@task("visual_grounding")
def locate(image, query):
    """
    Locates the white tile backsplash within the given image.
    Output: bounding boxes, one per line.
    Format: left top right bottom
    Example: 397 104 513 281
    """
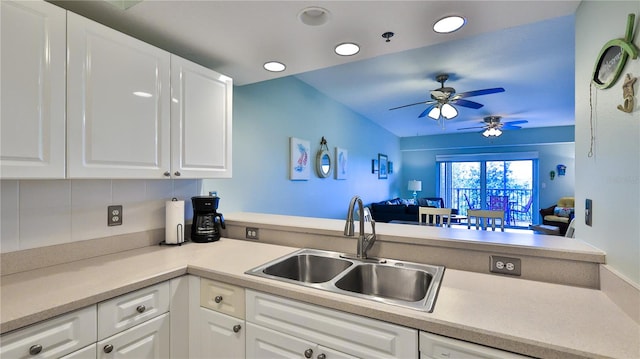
0 179 202 253
1 181 20 252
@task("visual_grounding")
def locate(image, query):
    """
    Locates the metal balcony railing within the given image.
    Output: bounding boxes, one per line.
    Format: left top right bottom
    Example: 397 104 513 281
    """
452 188 533 226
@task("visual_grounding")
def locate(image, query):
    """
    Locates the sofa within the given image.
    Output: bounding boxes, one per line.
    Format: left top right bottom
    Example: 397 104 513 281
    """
539 196 575 235
369 197 454 223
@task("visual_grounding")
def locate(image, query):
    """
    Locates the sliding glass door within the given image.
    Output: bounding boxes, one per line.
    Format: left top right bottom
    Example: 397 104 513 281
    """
438 154 536 227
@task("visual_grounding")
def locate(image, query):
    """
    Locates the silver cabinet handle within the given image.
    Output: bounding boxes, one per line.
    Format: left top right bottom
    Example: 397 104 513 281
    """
136 305 146 313
317 354 326 359
103 344 114 353
163 171 170 177
304 349 313 358
214 295 223 303
29 344 42 355
174 171 181 176
233 324 242 333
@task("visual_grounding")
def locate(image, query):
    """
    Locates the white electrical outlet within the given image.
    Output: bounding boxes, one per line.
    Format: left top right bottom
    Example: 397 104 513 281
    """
108 205 123 226
246 227 259 240
490 255 521 276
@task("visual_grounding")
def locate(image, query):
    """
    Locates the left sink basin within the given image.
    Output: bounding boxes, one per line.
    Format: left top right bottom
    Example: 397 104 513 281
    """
247 249 353 284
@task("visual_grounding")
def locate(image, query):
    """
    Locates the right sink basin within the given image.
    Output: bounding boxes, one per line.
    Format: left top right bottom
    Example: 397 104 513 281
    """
334 263 431 302
246 248 445 312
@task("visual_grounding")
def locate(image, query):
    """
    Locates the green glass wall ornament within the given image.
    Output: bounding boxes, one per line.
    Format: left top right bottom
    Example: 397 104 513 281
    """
592 14 639 89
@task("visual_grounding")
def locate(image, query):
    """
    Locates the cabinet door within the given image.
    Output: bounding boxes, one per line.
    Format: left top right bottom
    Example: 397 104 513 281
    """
0 306 96 358
246 322 317 359
170 55 232 178
0 0 66 179
67 12 171 179
199 307 245 359
419 332 530 359
60 344 97 359
97 313 170 359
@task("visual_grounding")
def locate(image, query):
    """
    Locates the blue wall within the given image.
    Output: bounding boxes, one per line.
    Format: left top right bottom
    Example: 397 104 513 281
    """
203 76 400 219
204 76 575 222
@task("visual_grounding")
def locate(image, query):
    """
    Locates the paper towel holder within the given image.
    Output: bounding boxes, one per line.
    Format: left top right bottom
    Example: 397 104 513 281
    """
160 198 186 246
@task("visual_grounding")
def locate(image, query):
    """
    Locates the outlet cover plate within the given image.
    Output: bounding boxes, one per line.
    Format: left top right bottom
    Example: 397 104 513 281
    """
108 205 123 226
490 255 521 276
246 227 259 240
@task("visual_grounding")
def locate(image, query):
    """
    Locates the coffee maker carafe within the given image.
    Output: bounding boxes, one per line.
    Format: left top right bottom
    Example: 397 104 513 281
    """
191 196 225 243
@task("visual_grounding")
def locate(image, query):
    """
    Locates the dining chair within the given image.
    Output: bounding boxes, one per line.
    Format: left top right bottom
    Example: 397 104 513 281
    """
489 195 510 224
418 207 452 227
509 196 533 226
467 209 505 231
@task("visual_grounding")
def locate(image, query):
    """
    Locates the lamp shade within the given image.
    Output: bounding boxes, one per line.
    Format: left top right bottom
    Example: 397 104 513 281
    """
408 180 422 192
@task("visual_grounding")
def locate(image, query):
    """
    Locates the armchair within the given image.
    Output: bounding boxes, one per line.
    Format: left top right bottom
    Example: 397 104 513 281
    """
540 197 575 235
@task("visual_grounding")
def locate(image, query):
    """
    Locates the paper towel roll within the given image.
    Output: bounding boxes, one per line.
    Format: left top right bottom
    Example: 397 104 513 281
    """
165 199 185 244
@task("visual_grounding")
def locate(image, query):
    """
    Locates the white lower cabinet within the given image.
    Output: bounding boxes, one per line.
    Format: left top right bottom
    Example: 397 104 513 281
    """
200 307 245 359
246 290 418 359
97 313 170 359
419 332 530 359
61 344 97 359
246 322 357 359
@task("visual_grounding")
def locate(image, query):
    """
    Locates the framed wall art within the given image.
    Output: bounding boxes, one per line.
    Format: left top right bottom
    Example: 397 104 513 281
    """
335 147 347 180
290 137 310 180
378 153 388 179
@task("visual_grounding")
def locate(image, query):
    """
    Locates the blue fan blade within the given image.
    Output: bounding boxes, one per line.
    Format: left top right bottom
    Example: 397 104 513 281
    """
502 125 522 130
504 120 528 126
418 104 436 118
456 87 505 98
451 99 484 109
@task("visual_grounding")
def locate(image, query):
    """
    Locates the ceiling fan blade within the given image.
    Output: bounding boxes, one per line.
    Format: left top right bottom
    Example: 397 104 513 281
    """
389 100 430 111
455 87 505 99
503 120 528 126
451 98 484 109
418 104 436 118
457 125 487 130
502 125 522 130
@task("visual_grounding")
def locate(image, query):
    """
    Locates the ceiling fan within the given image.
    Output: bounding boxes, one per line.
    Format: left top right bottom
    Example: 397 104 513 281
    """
389 74 505 122
457 116 528 137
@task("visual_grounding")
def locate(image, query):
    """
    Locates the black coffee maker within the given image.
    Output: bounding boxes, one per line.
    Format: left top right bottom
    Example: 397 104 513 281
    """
191 196 225 243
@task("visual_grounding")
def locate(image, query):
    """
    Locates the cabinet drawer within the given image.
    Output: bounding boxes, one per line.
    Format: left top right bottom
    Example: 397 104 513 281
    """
97 313 170 359
420 332 530 359
98 282 170 340
0 306 96 358
200 278 245 319
246 290 418 359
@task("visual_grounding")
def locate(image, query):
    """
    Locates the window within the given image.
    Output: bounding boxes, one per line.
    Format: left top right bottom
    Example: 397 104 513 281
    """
437 152 538 227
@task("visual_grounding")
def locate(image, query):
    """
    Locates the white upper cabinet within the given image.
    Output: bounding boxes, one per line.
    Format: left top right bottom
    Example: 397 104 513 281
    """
0 0 67 179
171 55 232 178
66 12 171 179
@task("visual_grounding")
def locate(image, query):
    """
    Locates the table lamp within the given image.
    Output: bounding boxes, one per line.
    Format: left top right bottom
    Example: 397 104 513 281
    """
408 180 422 202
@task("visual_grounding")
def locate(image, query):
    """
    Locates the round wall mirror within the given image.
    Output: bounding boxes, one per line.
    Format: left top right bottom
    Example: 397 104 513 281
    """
316 150 332 178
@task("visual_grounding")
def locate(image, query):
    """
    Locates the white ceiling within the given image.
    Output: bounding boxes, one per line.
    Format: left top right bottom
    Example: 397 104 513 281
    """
50 0 581 137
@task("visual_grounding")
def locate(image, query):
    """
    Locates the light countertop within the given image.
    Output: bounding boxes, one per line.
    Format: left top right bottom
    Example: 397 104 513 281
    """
1 238 638 359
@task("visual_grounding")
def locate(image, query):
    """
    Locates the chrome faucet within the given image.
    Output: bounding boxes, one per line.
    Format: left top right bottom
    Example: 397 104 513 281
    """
344 195 376 259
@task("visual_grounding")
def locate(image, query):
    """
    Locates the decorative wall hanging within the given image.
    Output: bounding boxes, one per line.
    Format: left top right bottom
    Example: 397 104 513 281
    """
549 170 556 181
617 73 637 113
315 136 332 178
335 147 347 180
290 137 310 180
388 162 393 174
591 13 638 89
371 159 378 174
378 153 388 179
557 164 566 176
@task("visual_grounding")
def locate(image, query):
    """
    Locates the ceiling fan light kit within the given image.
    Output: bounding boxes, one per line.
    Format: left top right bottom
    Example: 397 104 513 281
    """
483 128 503 137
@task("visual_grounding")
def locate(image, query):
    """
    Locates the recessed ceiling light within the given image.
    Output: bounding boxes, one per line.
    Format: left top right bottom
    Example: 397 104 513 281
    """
334 43 360 56
433 15 466 33
263 61 286 72
298 6 331 26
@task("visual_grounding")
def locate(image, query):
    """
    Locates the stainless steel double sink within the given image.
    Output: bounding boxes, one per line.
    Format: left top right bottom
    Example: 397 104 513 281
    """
246 249 445 312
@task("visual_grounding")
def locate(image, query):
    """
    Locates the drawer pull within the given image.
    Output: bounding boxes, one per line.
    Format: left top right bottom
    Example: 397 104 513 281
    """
29 344 42 355
103 344 114 353
232 324 242 333
136 305 146 313
214 295 223 303
174 171 181 176
317 354 326 359
304 348 313 358
163 171 170 177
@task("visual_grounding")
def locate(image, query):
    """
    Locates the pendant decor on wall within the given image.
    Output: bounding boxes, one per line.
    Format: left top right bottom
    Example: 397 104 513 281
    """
617 73 637 113
335 147 348 180
591 13 638 90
